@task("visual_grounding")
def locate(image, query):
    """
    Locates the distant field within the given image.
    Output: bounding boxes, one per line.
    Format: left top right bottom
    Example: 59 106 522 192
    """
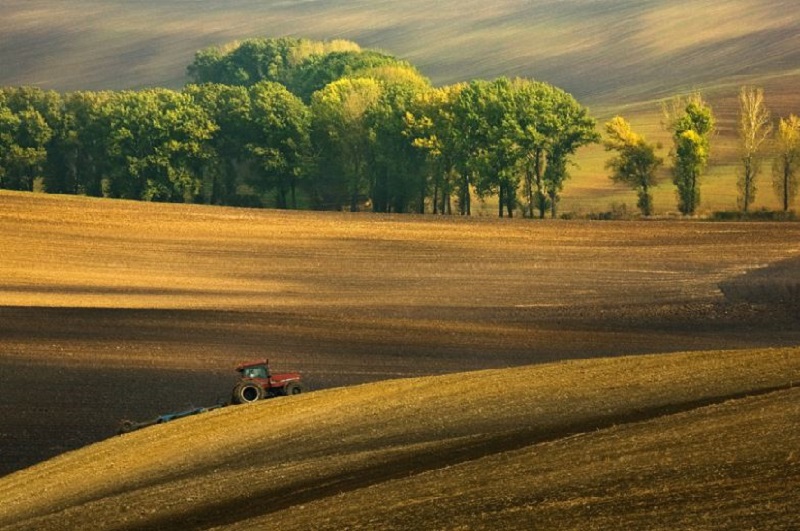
3 0 800 106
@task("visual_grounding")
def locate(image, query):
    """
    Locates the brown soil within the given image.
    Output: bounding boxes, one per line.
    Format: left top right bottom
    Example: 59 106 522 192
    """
2 347 799 530
1 191 799 478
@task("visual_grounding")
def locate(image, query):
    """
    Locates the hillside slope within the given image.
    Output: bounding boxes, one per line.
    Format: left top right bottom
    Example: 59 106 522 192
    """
2 0 800 106
2 190 800 479
0 347 798 529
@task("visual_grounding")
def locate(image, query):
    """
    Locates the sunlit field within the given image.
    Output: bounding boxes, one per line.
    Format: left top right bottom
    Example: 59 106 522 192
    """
2 1 800 524
1 188 798 471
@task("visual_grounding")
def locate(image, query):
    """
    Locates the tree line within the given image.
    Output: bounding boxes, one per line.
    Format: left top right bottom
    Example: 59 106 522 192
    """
0 37 598 217
605 88 799 216
1 37 797 217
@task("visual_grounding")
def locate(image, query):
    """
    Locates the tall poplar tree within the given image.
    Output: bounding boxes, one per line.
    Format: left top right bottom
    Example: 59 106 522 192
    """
737 86 772 213
772 115 800 212
663 93 715 215
604 116 663 216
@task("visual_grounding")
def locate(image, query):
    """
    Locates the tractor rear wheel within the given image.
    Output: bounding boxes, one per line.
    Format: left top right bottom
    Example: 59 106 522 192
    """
284 382 305 396
232 381 264 404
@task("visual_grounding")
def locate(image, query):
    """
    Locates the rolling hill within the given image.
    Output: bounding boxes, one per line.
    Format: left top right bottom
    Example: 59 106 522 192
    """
1 189 799 480
1 347 798 529
2 0 799 107
2 3 800 522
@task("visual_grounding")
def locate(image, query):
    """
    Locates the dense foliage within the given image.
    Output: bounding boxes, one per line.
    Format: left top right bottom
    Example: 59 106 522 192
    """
0 38 599 216
771 115 800 213
663 94 715 216
604 116 663 216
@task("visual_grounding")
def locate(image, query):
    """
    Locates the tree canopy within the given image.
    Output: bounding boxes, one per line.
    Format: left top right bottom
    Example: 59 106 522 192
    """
604 116 663 216
1 37 602 217
663 93 715 215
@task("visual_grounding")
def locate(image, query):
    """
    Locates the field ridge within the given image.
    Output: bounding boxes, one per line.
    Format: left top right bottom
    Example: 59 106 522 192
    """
1 347 799 529
138 379 799 530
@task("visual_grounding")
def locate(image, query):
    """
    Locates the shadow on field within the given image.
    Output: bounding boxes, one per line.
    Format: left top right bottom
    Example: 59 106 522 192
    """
1 296 799 478
719 256 800 308
129 384 797 531
0 361 232 475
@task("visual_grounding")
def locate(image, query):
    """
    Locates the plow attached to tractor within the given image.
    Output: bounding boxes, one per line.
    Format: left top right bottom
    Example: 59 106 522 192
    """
118 359 305 434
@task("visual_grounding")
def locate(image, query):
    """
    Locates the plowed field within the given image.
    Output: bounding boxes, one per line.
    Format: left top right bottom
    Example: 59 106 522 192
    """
1 190 799 477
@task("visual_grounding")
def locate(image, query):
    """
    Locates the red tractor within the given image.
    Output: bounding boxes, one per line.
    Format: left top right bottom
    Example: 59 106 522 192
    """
231 359 305 404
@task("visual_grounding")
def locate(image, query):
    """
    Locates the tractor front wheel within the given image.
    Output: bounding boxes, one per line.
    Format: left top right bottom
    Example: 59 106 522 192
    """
232 381 265 404
284 382 305 396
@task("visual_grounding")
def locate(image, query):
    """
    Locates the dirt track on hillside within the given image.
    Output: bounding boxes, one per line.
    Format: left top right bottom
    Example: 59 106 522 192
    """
1 192 799 477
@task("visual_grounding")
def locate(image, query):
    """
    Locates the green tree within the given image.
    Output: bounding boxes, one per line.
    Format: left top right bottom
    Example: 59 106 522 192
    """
604 116 663 216
185 83 253 205
407 78 596 218
187 37 379 102
737 86 772 213
0 100 22 189
0 108 52 191
405 84 466 214
454 78 523 217
310 77 382 211
540 88 599 218
511 79 552 218
103 89 217 202
772 115 800 212
44 91 113 196
289 50 416 102
663 93 715 215
247 81 311 209
187 37 321 87
0 87 61 192
0 87 62 127
367 82 428 213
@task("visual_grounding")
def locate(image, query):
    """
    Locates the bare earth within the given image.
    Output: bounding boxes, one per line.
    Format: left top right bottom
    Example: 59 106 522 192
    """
1 190 799 478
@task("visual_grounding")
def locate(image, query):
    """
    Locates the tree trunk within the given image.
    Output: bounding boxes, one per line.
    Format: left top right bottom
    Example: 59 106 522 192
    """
784 164 791 212
498 182 504 218
525 167 534 218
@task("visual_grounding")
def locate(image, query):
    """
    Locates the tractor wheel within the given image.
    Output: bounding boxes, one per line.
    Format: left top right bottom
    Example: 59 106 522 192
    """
284 382 305 396
232 381 264 404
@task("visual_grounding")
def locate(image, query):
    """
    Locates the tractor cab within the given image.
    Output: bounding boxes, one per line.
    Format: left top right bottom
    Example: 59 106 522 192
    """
236 359 270 380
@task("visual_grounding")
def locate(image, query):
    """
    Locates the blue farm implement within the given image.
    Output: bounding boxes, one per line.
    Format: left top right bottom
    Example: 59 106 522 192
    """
117 359 305 434
118 404 224 434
